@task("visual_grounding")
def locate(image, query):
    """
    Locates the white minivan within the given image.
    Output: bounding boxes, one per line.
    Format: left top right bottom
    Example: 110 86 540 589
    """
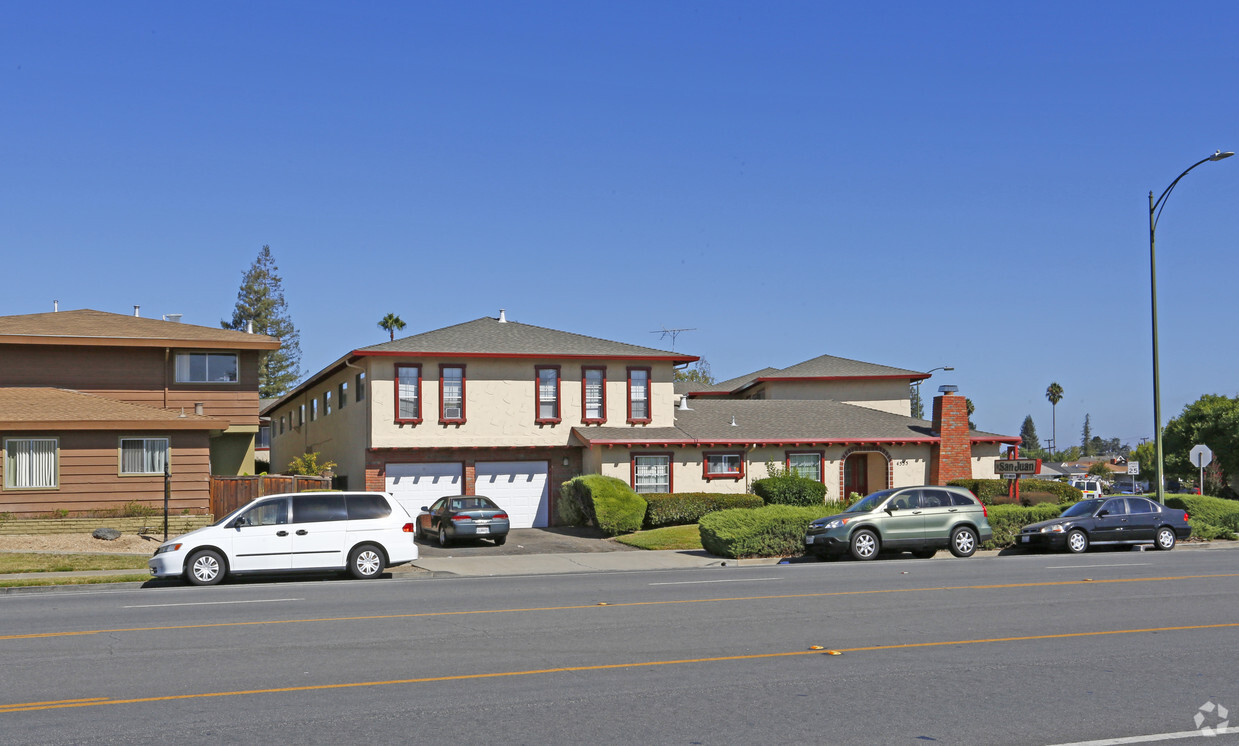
149 492 419 585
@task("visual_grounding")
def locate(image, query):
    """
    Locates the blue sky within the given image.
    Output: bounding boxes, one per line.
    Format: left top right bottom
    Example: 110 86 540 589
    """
3 2 1237 451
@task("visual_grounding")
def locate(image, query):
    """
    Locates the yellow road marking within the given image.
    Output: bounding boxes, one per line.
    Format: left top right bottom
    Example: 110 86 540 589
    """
2 622 1237 714
2 572 1237 642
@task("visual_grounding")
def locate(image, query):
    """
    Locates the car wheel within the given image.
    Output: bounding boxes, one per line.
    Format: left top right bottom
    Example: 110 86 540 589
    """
911 548 937 559
850 529 879 561
949 527 978 558
1066 529 1089 554
185 549 225 586
1153 526 1177 551
348 544 385 579
493 535 507 546
438 527 451 547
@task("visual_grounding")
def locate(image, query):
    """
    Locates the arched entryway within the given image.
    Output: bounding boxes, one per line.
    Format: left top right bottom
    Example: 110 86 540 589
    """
841 447 891 499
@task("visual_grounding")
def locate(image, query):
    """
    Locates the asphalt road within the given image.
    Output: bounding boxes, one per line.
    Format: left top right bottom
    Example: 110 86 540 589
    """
2 550 1238 745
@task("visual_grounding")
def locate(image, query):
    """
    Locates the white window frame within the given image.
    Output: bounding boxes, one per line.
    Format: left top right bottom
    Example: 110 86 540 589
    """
633 454 670 494
174 352 238 383
4 437 59 490
119 437 169 476
787 452 823 482
705 453 743 477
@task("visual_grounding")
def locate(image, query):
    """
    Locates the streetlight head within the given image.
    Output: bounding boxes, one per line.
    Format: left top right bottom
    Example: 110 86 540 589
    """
1209 150 1234 161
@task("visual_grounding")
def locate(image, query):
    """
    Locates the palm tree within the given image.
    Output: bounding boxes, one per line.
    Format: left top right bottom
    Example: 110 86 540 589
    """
1045 382 1064 456
378 313 406 341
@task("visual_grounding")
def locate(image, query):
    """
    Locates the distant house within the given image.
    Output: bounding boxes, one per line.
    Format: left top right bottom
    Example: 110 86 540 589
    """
0 309 278 517
269 312 1017 527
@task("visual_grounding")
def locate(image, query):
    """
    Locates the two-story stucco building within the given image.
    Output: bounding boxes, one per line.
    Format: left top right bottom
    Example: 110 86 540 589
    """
269 312 1017 527
0 308 279 517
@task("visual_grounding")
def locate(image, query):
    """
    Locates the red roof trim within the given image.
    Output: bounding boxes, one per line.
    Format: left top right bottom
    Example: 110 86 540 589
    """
574 434 943 447
353 350 697 364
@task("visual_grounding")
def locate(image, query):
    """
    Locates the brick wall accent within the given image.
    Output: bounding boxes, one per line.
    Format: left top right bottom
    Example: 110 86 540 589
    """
837 445 893 497
930 392 971 485
363 447 584 525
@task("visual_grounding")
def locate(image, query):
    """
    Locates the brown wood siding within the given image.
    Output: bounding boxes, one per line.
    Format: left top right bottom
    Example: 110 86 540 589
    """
0 345 262 427
0 431 211 517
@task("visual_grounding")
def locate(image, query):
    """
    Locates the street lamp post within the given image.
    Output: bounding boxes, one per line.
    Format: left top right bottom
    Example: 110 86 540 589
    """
1149 150 1233 504
914 366 954 419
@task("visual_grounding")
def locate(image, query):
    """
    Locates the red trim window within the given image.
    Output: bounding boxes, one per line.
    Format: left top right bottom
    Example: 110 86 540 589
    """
395 364 422 424
439 365 466 424
786 451 825 482
535 366 561 424
631 452 672 494
627 366 652 424
704 452 744 480
581 366 606 424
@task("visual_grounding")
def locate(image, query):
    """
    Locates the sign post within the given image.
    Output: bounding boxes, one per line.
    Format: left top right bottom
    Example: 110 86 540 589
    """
1190 444 1213 498
1126 460 1140 494
996 450 1041 502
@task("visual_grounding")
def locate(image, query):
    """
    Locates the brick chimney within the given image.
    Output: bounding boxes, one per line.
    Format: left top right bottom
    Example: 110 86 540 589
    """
929 389 971 485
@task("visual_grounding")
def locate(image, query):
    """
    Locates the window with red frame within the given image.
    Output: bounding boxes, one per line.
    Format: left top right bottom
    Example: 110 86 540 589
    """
440 366 465 422
704 453 743 478
536 366 560 423
582 367 606 423
627 367 650 422
396 364 421 422
786 452 823 482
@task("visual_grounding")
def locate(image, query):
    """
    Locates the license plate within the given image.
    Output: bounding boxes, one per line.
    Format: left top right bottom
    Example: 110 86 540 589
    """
476 526 490 534
804 535 814 544
1021 535 1029 543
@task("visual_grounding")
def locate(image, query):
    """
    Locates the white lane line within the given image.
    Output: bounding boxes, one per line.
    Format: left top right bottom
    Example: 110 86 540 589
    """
123 598 302 609
1045 563 1151 570
649 577 781 586
1047 727 1229 744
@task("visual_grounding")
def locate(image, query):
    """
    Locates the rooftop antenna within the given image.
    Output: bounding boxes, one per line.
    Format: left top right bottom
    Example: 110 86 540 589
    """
650 325 695 351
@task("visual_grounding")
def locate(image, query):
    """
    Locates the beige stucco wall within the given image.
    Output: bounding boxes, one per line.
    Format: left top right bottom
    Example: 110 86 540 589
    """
367 358 678 448
268 367 367 486
749 379 912 416
969 443 1003 479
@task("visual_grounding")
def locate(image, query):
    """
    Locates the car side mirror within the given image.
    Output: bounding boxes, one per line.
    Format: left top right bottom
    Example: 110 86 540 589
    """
1096 510 1109 517
420 506 429 513
231 516 249 529
885 505 896 513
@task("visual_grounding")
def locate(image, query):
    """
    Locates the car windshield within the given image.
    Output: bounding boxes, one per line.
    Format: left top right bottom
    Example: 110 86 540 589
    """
846 490 896 513
1060 499 1105 518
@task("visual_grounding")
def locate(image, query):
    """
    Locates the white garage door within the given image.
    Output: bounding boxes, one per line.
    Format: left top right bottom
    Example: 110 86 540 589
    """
385 462 463 515
475 461 549 529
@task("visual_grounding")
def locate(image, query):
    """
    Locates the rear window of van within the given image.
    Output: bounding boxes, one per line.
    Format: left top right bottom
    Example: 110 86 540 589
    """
294 494 347 523
347 494 392 520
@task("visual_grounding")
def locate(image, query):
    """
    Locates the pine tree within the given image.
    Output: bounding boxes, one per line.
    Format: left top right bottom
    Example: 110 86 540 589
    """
1020 415 1041 451
223 245 302 398
1081 414 1093 455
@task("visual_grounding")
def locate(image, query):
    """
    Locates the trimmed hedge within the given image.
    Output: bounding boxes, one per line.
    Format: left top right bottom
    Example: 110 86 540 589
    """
752 475 828 507
641 492 764 529
558 475 646 535
1165 495 1239 531
1189 520 1237 541
983 503 1063 549
699 503 840 559
948 479 1082 505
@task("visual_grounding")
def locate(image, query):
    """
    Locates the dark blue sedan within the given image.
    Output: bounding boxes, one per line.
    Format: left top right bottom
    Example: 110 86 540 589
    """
1018 497 1191 553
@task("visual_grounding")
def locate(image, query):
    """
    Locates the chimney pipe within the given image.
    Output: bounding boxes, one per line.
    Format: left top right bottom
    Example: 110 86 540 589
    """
498 309 507 323
246 320 254 334
53 300 59 312
194 403 204 416
133 305 141 317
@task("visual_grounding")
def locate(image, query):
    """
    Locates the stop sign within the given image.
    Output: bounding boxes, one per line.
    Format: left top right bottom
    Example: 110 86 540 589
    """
1190 445 1214 468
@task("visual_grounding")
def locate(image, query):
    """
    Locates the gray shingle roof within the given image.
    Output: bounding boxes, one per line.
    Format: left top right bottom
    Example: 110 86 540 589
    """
0 387 224 430
356 317 696 362
681 356 926 396
0 309 279 350
573 398 1014 445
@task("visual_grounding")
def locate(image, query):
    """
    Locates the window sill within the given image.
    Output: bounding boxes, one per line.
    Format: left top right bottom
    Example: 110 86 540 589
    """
580 418 607 425
535 418 562 426
394 418 423 425
704 473 743 480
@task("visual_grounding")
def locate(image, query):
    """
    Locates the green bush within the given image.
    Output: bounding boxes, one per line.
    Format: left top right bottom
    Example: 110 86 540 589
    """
1188 520 1236 541
983 503 1063 549
1165 495 1239 531
641 492 764 529
699 504 839 558
752 475 828 507
557 475 646 535
948 479 1082 505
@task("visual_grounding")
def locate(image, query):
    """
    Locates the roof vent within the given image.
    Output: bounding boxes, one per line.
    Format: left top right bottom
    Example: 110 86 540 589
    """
163 313 182 323
729 415 738 426
498 309 507 323
246 320 254 334
938 385 959 394
678 395 692 411
53 300 59 312
133 305 141 317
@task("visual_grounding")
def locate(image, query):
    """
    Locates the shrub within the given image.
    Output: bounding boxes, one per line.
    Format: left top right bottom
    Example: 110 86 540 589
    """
1188 520 1236 541
1165 495 1239 532
699 503 840 558
983 503 1063 549
752 474 828 507
558 475 646 535
641 492 764 529
948 479 1082 505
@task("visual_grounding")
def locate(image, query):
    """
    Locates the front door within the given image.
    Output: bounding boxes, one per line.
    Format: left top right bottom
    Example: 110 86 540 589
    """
1092 498 1129 543
288 494 349 570
229 497 292 572
879 489 925 549
844 455 869 497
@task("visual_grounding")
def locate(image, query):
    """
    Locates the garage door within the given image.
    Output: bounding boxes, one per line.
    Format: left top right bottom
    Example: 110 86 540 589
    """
385 462 463 515
475 461 549 529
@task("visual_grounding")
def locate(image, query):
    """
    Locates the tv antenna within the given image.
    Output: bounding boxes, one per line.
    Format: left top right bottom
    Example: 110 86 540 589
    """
650 326 695 351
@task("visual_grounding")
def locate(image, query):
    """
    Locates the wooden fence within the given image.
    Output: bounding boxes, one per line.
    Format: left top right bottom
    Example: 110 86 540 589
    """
209 475 333 517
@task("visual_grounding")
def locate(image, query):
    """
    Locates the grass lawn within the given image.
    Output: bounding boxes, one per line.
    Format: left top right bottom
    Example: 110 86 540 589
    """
615 524 703 551
0 574 150 588
0 553 149 574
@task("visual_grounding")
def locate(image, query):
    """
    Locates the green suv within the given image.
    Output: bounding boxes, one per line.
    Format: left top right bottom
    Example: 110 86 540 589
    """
804 486 992 561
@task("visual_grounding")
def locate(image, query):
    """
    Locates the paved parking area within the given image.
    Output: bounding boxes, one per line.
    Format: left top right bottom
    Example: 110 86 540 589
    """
413 526 640 558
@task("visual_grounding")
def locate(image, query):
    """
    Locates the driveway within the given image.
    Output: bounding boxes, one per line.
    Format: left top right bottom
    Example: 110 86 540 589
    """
413 526 639 558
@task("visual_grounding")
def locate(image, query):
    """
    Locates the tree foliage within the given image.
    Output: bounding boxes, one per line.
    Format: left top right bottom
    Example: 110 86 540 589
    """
1162 394 1239 491
286 451 337 476
674 359 714 385
1081 414 1093 455
378 313 406 341
1020 415 1041 451
223 245 302 398
910 383 924 419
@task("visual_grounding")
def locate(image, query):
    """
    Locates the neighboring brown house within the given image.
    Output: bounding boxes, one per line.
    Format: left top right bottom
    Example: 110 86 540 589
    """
0 309 278 517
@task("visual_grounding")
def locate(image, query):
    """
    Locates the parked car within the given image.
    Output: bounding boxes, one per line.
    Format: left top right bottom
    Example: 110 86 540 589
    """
1070 479 1104 499
804 486 993 561
417 495 511 547
149 492 419 586
1017 496 1191 553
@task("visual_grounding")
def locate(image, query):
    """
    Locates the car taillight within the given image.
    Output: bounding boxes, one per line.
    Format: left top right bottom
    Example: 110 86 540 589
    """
493 513 509 521
451 515 474 522
402 523 415 533
981 504 988 518
1184 512 1190 521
